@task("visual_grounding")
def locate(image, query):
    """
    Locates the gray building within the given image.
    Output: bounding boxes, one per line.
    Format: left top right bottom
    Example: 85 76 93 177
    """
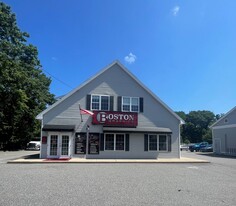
36 61 184 159
210 106 236 156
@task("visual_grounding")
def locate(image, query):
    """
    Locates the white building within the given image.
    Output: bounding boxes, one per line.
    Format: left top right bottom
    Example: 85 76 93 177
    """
36 61 184 159
210 106 236 156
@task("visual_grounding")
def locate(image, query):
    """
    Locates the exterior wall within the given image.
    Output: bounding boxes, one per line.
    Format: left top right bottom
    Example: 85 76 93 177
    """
73 132 180 159
40 131 48 159
213 108 236 127
40 63 181 159
88 134 159 159
213 127 236 156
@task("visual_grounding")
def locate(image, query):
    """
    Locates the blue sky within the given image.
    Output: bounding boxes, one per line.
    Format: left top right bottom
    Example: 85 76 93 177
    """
3 0 236 114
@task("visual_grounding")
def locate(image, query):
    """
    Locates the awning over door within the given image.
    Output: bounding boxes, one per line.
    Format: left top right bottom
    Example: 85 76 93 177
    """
42 125 75 132
103 126 172 134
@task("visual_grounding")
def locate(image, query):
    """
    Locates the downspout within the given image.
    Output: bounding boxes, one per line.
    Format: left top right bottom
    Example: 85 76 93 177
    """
39 117 43 159
178 122 181 158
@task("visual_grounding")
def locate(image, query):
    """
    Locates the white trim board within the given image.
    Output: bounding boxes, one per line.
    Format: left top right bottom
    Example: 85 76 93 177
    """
212 124 236 129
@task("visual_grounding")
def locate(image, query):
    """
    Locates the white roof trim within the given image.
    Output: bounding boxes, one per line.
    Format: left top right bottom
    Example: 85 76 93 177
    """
212 124 236 130
103 126 172 133
36 60 185 124
210 106 236 128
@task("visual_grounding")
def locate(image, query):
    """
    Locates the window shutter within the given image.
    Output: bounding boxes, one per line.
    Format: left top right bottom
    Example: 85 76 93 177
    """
168 135 171 152
86 95 91 110
100 133 104 151
125 134 130 151
144 134 148 151
110 96 114 111
139 97 144 113
117 96 122 111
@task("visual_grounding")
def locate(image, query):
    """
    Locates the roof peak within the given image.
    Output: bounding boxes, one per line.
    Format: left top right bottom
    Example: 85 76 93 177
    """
36 60 184 124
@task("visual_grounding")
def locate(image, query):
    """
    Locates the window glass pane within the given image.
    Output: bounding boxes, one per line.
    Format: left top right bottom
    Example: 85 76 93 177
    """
159 135 167 151
116 134 125 150
123 97 130 104
105 134 114 150
149 135 157 151
131 98 139 105
122 97 130 111
131 98 139 112
123 105 130 111
61 135 69 155
50 135 58 156
92 95 100 110
101 96 109 110
92 95 99 102
131 105 139 112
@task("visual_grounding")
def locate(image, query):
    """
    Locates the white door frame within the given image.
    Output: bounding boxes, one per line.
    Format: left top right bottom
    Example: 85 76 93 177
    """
47 132 72 158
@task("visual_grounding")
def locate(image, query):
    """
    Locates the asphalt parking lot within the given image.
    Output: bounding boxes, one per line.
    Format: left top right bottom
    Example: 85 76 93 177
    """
0 151 235 206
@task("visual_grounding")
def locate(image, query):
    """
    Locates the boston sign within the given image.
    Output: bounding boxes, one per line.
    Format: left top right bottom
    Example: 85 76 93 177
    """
92 111 138 127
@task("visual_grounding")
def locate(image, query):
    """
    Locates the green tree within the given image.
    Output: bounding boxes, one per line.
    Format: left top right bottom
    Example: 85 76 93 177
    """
0 2 55 150
176 110 216 144
202 129 212 144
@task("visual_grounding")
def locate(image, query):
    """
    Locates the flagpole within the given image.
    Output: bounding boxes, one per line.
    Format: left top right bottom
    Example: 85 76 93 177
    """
79 103 83 122
79 105 94 159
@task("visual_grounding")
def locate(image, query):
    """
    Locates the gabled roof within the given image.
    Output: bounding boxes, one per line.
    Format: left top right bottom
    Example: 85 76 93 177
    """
210 106 236 128
36 60 185 124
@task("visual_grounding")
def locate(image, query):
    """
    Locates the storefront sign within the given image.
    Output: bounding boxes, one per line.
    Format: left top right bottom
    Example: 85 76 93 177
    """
75 133 100 154
42 136 47 144
75 134 86 154
92 111 138 127
89 134 99 154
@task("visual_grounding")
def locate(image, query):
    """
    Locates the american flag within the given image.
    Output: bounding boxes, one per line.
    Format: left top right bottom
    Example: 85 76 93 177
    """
80 108 94 116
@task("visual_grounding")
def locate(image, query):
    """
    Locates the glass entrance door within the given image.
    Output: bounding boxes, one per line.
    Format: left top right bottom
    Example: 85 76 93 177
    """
48 133 71 158
50 135 58 156
61 135 69 156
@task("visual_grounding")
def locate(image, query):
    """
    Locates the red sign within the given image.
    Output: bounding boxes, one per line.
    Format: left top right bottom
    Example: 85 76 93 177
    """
92 111 138 127
42 136 47 144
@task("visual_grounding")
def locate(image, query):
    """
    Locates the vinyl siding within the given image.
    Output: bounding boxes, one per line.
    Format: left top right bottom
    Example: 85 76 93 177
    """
213 127 236 156
41 63 181 159
213 108 236 127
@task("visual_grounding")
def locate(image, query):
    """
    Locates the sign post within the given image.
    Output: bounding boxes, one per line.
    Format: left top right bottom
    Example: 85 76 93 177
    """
85 125 90 159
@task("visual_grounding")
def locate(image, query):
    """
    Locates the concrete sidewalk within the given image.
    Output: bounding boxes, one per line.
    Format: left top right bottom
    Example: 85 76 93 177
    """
7 157 210 164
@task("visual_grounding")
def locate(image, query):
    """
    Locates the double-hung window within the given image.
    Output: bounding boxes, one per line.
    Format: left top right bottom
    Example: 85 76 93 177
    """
147 134 168 151
122 97 139 112
91 95 109 111
159 135 168 151
149 135 157 151
105 134 125 151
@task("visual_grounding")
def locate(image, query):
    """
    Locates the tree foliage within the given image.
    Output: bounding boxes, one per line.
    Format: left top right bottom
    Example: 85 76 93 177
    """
176 110 218 144
0 2 55 150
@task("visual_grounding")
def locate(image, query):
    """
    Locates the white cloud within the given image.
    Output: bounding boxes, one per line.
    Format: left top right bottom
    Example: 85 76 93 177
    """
172 6 180 16
124 53 137 64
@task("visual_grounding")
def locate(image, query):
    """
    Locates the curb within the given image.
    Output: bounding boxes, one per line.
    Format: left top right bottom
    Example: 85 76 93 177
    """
7 158 210 164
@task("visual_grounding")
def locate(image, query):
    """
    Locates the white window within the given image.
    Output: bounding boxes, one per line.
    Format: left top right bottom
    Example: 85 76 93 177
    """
91 95 109 111
148 134 168 152
149 135 157 151
105 134 125 151
159 135 168 151
122 97 139 112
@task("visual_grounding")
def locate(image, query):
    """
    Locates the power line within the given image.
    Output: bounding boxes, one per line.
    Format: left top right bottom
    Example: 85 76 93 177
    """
41 68 73 89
